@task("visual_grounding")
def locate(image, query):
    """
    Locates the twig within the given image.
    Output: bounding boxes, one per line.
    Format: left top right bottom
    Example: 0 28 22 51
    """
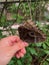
0 0 7 22
15 1 21 22
40 54 48 65
27 0 32 20
0 1 35 4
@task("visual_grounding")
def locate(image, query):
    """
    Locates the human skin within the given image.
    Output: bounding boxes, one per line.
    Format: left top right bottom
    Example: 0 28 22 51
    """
0 36 28 65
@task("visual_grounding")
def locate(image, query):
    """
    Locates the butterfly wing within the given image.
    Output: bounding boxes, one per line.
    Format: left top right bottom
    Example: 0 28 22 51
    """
18 20 46 43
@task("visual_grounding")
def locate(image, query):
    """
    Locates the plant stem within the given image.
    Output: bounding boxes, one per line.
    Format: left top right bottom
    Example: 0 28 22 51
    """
40 54 48 65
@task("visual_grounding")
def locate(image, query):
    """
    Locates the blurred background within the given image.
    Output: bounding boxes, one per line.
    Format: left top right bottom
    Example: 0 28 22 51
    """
0 0 49 65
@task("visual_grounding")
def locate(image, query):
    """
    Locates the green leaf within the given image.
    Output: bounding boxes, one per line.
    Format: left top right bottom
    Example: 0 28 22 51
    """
46 42 49 47
46 58 49 62
17 60 22 65
36 42 42 47
12 14 16 19
8 60 15 65
43 61 48 65
44 50 49 54
18 14 24 19
42 43 47 49
28 48 37 55
26 63 31 65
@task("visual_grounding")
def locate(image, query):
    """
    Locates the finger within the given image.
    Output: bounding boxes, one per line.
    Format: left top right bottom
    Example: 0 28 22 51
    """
18 52 24 58
23 42 29 47
11 42 26 56
0 36 20 46
8 36 20 43
9 41 28 58
7 36 29 46
19 40 29 47
20 48 26 54
15 48 26 58
16 53 20 58
7 36 20 46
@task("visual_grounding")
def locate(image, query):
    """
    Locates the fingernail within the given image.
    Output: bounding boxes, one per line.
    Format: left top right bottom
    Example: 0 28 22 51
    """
24 42 29 46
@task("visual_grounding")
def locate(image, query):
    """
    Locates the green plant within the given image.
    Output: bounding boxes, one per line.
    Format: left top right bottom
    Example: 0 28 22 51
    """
0 1 49 65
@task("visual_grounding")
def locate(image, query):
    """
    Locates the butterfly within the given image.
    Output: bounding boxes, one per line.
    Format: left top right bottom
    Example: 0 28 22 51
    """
18 20 46 43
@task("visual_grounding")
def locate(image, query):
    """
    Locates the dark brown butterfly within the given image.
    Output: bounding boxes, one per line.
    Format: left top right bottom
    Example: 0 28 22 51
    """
18 20 46 43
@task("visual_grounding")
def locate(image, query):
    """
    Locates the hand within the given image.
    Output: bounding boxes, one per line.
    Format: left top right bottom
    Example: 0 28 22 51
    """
0 36 28 65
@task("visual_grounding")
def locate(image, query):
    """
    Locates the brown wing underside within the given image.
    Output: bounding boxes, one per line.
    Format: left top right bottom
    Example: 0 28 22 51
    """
18 20 46 43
